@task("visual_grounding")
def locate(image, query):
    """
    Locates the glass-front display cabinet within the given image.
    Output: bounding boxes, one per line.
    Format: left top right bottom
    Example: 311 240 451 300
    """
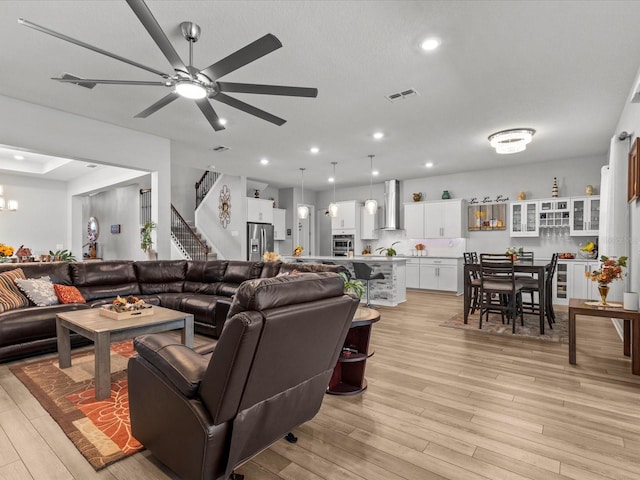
509 201 538 237
570 196 600 236
467 203 507 231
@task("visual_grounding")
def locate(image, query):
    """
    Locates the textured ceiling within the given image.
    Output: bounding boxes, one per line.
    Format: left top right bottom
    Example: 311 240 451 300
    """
1 1 639 190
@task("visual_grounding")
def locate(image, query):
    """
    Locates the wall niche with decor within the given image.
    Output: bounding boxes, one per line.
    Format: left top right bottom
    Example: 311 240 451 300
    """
629 137 640 203
467 203 507 231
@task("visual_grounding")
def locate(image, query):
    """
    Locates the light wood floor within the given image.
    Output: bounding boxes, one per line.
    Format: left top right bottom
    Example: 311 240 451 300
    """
2 290 640 479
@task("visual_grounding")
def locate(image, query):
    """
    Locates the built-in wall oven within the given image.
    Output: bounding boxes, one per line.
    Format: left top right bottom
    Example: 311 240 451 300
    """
332 234 354 256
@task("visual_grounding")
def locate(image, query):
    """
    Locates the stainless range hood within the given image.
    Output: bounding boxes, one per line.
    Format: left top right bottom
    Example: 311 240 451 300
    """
382 180 401 230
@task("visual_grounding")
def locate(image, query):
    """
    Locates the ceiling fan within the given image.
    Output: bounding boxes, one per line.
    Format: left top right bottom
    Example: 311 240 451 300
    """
18 0 318 132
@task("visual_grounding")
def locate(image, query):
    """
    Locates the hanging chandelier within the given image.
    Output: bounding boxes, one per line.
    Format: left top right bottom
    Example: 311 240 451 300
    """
488 128 535 154
364 155 377 215
328 162 339 217
297 168 309 219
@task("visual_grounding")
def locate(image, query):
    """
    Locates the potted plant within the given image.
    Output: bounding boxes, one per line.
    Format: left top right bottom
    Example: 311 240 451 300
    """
376 241 400 257
339 272 365 298
140 221 157 259
49 249 76 262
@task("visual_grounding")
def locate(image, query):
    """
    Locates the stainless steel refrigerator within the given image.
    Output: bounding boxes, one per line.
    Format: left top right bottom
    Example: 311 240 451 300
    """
247 222 274 261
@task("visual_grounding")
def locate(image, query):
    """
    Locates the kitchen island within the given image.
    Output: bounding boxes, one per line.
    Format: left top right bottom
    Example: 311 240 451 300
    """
284 255 406 307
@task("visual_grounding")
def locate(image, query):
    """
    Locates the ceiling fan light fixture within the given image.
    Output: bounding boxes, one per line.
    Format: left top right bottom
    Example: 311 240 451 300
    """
488 128 535 155
175 80 207 99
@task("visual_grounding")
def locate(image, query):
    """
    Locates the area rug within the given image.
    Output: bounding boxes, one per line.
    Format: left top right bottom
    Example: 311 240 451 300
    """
10 341 142 470
441 311 568 343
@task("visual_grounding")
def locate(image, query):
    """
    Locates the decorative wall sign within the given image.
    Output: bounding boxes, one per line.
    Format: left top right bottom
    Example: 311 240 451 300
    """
219 185 231 228
110 224 121 234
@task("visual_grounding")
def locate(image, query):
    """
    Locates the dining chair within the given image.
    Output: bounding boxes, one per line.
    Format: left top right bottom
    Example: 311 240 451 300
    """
463 252 481 315
479 253 524 333
520 253 558 329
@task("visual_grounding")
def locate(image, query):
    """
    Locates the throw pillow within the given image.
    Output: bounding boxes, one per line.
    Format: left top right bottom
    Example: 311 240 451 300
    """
15 276 59 307
0 268 30 313
53 284 86 304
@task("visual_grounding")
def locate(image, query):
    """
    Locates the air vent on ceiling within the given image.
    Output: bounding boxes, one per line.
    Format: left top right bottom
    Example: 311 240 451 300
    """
212 145 230 152
385 88 419 102
86 164 97 168
61 73 97 89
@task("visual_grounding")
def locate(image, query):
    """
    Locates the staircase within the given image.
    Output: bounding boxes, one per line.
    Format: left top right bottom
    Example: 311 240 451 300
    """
171 205 216 261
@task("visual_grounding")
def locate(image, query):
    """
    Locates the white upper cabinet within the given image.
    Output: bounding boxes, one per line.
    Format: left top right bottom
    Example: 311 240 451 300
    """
246 198 274 224
331 201 360 232
509 201 539 237
569 196 600 236
273 208 286 240
404 200 466 238
360 205 379 239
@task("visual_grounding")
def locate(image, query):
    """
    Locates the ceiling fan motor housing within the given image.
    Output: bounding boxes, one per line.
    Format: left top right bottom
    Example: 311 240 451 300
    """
180 22 201 42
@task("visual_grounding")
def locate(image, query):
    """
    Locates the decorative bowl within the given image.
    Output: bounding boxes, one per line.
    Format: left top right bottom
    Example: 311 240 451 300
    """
578 250 597 259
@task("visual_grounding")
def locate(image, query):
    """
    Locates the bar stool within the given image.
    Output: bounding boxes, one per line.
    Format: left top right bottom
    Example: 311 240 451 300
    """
352 262 384 308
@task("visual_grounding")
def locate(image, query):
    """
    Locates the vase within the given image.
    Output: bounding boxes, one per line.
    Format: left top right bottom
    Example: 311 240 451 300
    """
0 257 11 263
441 190 451 200
598 283 610 306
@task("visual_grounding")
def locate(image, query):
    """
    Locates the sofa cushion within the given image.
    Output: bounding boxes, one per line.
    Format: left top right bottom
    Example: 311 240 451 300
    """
77 283 141 301
0 268 30 313
185 261 228 283
54 284 86 304
135 260 186 294
177 294 228 326
222 261 262 284
259 261 282 278
71 261 137 286
2 262 73 285
14 276 59 307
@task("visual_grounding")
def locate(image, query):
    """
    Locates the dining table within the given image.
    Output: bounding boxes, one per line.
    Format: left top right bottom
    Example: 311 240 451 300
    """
463 259 552 335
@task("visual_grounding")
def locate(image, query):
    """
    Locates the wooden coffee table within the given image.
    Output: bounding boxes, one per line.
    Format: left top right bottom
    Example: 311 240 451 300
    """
56 306 194 400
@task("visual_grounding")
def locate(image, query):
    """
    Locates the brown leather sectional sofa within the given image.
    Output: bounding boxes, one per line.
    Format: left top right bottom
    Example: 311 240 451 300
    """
0 259 346 362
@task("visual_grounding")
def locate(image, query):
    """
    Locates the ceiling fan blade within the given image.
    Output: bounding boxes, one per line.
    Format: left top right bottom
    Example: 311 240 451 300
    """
195 99 226 132
217 82 318 98
212 92 286 126
134 92 180 118
126 0 187 74
53 78 168 86
18 18 170 78
200 34 282 81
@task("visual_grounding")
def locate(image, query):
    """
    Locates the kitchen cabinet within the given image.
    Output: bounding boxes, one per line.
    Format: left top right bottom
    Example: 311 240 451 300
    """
273 208 286 240
246 198 273 224
406 258 420 288
553 260 600 305
404 200 466 239
509 201 539 237
332 200 360 233
360 206 379 240
570 196 600 236
538 198 570 235
406 257 462 293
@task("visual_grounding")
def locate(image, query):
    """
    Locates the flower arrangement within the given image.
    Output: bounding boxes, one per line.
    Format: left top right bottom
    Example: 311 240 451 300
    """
0 243 14 257
293 245 304 257
585 255 627 285
263 251 281 262
415 243 426 251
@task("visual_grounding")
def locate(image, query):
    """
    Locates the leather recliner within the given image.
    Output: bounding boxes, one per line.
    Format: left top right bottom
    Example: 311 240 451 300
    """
127 272 359 480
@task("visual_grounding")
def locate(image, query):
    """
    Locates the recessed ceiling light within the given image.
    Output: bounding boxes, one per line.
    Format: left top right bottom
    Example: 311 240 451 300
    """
328 177 335 183
310 146 320 154
420 38 440 51
372 170 380 176
218 118 227 126
425 162 433 168
13 154 24 160
373 132 384 140
260 158 269 165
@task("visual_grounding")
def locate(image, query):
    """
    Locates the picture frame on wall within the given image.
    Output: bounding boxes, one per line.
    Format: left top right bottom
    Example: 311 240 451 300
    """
110 224 121 234
628 137 640 203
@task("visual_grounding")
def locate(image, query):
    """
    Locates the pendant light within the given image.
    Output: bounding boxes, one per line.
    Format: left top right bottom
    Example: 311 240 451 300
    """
328 161 339 217
297 168 309 219
364 154 378 215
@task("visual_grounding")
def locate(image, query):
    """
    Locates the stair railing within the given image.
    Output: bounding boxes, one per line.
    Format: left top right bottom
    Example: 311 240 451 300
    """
171 205 210 261
195 170 220 208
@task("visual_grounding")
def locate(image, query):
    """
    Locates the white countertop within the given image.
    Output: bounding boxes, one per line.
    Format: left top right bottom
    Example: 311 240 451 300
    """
284 255 407 263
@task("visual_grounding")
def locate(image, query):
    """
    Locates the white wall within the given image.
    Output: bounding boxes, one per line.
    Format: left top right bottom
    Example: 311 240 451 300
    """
171 164 205 223
315 155 604 257
0 94 171 259
0 173 67 255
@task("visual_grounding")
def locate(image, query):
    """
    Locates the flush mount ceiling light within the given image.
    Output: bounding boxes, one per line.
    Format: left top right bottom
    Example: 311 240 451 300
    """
420 38 440 51
328 161 339 218
373 131 384 140
365 155 378 215
488 128 536 154
425 162 434 168
297 167 309 219
260 158 269 165
310 146 319 154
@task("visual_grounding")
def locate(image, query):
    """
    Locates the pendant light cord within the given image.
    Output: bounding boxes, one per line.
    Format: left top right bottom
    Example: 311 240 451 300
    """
300 167 305 204
368 155 374 198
